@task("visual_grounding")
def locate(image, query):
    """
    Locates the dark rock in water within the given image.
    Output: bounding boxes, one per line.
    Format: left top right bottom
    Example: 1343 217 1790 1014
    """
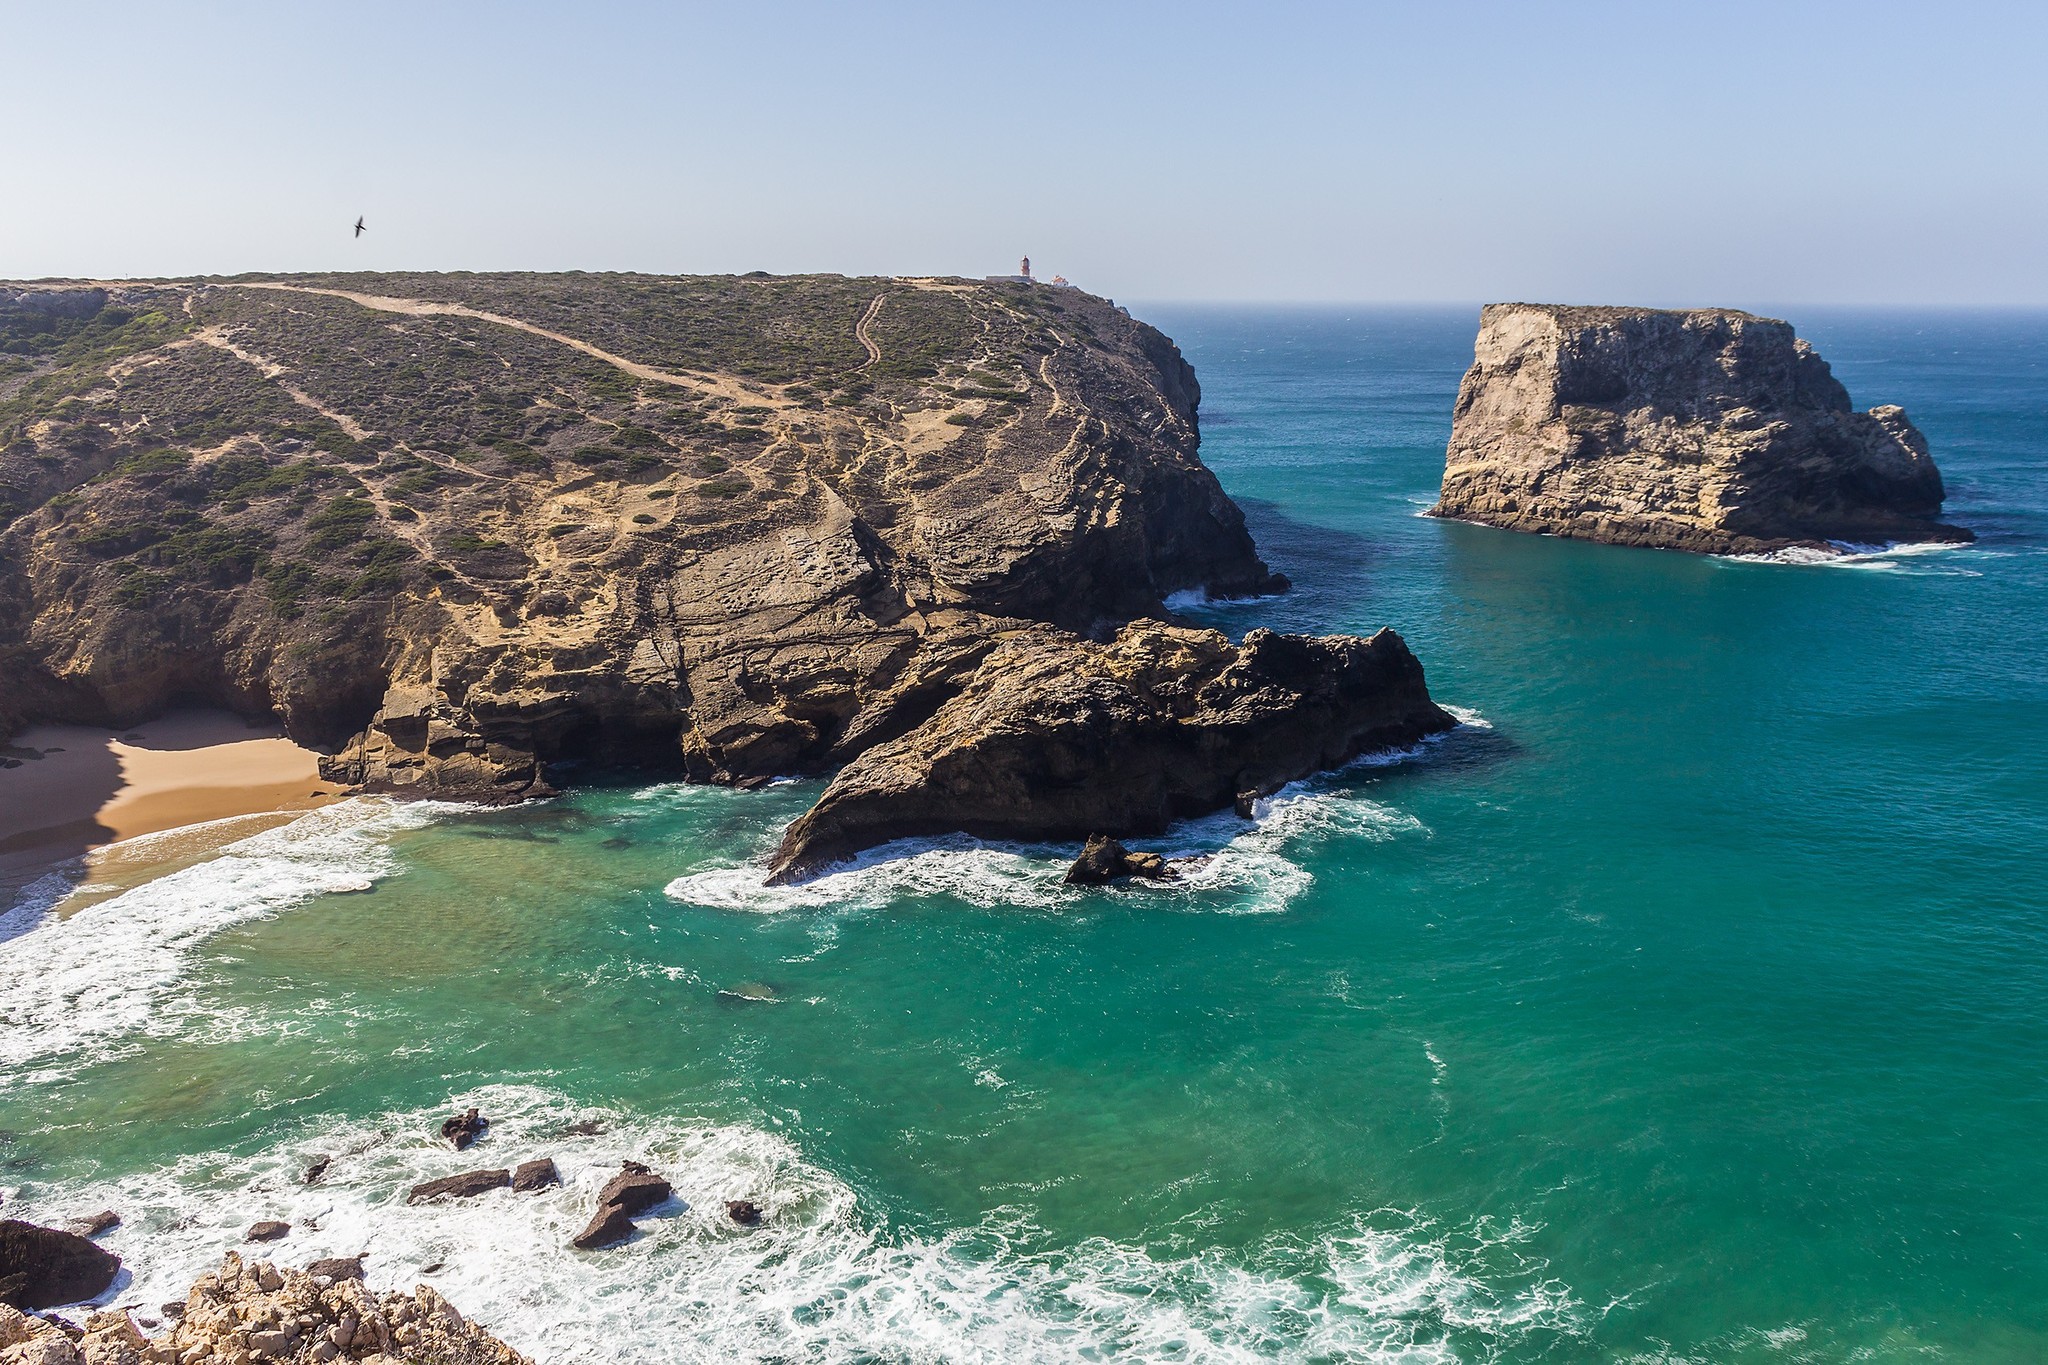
439 1108 489 1151
1234 790 1258 820
599 836 633 849
733 775 772 791
571 1161 675 1250
1064 835 1179 886
0 1219 122 1310
420 1261 446 1275
771 623 1453 882
1433 303 1975 554
407 1169 511 1203
302 1156 332 1186
725 1200 763 1226
557 1120 606 1137
244 1221 290 1242
570 1205 637 1251
595 1162 672 1218
68 1211 119 1239
511 1159 561 1192
305 1255 366 1282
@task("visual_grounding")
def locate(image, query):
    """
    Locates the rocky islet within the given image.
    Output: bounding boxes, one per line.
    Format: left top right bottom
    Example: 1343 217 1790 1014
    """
1432 303 1972 555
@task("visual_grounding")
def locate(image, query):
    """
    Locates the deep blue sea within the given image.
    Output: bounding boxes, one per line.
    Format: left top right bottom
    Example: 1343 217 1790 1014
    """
1 306 2043 1362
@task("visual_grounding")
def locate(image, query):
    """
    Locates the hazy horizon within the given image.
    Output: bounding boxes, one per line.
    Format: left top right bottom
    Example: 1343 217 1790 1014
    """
6 1 2045 306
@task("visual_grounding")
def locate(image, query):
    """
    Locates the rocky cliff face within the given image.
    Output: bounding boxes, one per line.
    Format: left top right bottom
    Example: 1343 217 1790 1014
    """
769 621 1452 881
1431 304 1971 555
0 272 1443 868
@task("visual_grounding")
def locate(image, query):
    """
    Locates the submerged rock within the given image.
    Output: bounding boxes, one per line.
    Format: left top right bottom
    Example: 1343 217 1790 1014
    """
301 1156 332 1186
406 1169 511 1203
770 622 1453 882
1064 835 1178 886
725 1200 764 1227
1432 303 1974 555
0 1220 121 1311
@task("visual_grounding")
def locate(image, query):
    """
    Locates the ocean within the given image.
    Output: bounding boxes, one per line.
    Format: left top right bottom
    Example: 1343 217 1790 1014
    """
2 306 2044 1362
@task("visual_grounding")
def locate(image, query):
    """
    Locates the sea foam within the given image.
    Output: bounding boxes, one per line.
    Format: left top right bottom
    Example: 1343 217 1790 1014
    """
0 798 453 1076
8 1085 1586 1364
660 723 1478 919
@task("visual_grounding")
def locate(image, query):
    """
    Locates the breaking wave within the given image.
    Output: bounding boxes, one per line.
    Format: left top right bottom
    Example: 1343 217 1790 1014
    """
6 1086 1587 1363
661 721 1488 918
0 799 455 1076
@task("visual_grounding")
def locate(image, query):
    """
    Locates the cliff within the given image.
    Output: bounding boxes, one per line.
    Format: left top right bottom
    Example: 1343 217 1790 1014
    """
1430 304 1972 555
0 272 1444 870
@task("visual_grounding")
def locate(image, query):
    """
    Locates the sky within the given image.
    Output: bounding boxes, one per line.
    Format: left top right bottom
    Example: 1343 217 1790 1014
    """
3 1 2045 305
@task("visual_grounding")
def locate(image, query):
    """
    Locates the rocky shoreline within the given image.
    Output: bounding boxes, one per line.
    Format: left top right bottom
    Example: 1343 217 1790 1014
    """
0 274 1446 873
0 1252 531 1365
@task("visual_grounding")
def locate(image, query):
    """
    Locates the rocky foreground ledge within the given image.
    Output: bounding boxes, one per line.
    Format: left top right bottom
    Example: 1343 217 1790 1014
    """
1432 303 1972 555
0 1252 528 1365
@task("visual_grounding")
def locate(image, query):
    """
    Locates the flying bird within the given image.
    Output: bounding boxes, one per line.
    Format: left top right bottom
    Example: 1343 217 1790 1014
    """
353 216 366 238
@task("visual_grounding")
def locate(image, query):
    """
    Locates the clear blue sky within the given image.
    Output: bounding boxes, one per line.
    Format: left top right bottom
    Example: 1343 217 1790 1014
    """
4 1 2044 304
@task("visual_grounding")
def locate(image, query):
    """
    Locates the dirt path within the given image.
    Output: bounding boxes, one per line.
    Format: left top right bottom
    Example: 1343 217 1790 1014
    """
189 327 373 440
223 282 774 407
854 293 887 368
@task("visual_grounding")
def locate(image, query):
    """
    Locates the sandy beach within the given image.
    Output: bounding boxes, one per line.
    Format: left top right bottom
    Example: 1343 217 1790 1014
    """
0 710 339 910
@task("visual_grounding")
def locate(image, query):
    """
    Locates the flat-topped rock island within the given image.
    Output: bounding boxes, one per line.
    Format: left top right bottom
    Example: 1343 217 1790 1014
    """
1431 303 1973 556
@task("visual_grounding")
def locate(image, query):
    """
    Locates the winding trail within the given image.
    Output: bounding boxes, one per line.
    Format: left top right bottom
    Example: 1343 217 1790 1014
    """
854 293 886 369
222 282 763 404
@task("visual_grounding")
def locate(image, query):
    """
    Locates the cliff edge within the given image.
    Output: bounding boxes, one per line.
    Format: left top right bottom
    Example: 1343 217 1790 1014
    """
1430 303 1972 555
0 272 1446 872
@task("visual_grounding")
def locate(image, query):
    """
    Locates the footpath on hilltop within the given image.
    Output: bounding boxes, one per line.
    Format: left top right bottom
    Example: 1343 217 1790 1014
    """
0 273 1450 875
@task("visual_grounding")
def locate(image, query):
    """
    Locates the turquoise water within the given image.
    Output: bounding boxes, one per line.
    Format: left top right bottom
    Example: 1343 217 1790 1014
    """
2 308 2044 1362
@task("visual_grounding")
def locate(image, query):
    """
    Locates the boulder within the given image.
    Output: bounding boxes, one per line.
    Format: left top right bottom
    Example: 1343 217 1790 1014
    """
569 1162 674 1251
304 1255 365 1282
439 1108 488 1151
301 1156 331 1186
569 1206 636 1252
243 1222 290 1243
1064 835 1177 886
1432 303 1974 554
406 1170 511 1204
510 1159 560 1192
66 1213 119 1240
0 1220 121 1310
725 1200 763 1227
594 1162 671 1219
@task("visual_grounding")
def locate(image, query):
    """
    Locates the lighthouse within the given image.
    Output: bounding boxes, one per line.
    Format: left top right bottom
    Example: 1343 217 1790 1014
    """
1020 256 1031 280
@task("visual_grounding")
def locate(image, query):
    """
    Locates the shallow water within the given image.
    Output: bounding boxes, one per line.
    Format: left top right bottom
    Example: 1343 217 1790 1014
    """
2 307 2044 1362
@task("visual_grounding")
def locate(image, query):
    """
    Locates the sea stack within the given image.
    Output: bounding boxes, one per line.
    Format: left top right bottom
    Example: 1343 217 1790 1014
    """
1431 304 1972 555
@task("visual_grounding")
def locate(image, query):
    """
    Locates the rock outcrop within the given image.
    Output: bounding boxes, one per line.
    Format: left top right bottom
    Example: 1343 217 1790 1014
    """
0 1221 121 1311
0 273 1452 863
570 1162 673 1251
145 1251 524 1365
1431 303 1972 555
769 622 1453 881
1063 835 1176 885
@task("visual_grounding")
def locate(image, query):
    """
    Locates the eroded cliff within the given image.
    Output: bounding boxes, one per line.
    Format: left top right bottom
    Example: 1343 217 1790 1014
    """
0 272 1447 870
1431 303 1971 555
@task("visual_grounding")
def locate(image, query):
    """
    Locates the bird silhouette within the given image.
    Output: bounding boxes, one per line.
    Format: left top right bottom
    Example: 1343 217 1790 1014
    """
353 217 367 238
